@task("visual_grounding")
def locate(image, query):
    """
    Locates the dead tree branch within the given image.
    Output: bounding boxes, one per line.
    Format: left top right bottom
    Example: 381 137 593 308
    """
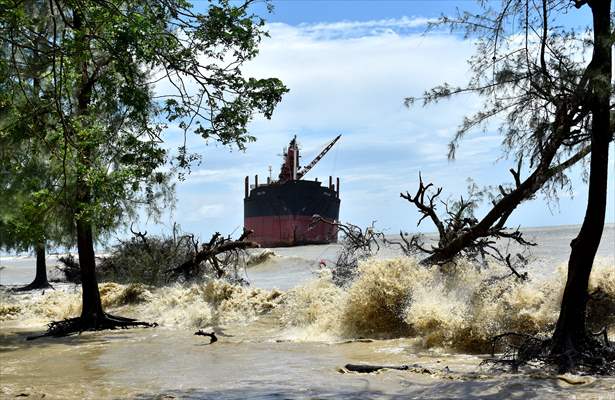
311 216 384 286
167 229 259 282
400 174 537 274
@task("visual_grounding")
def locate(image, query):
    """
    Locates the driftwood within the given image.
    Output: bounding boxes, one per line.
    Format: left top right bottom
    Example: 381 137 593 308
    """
344 364 410 373
344 363 441 375
194 330 218 344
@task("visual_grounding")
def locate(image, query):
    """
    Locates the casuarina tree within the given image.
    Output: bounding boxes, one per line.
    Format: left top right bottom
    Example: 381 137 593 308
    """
0 3 71 290
1 0 287 337
405 0 613 372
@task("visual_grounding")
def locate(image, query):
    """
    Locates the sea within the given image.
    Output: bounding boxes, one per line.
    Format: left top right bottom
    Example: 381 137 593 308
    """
0 224 614 399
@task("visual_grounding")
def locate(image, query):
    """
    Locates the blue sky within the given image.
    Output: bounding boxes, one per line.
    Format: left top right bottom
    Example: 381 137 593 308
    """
140 0 613 240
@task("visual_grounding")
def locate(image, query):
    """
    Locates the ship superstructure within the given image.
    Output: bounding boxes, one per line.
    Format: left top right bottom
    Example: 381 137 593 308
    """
244 135 341 247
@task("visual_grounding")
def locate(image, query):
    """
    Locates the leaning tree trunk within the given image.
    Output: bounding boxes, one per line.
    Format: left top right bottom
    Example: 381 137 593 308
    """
550 0 611 370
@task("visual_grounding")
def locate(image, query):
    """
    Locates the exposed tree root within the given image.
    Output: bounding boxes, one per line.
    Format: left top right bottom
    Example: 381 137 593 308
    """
26 313 157 340
484 330 615 375
13 281 54 292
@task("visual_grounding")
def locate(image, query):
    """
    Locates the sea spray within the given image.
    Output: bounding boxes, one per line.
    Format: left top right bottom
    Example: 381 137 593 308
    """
99 283 153 307
0 280 284 330
0 285 81 326
124 280 284 328
279 257 615 351
340 258 421 337
279 270 345 341
1 257 613 354
403 261 562 351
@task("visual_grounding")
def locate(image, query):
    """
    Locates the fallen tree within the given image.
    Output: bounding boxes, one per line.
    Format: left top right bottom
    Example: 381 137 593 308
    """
167 229 259 283
398 174 533 279
56 225 259 286
404 0 614 374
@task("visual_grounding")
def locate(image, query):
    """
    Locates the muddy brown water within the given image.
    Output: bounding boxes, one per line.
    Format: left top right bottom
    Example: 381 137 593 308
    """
1 225 614 399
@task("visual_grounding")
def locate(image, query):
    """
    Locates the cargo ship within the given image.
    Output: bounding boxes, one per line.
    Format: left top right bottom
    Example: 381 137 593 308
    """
244 135 341 247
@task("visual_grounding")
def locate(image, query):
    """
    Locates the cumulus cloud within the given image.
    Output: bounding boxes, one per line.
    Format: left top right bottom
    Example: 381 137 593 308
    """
294 16 436 39
152 17 607 238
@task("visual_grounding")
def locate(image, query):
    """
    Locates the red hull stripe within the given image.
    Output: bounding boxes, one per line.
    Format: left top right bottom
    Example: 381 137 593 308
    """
245 215 338 247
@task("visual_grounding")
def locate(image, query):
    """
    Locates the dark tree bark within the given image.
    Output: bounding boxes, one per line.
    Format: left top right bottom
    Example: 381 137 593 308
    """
32 242 50 286
25 7 155 339
15 241 52 291
76 218 104 323
72 7 105 326
550 0 612 371
28 209 156 340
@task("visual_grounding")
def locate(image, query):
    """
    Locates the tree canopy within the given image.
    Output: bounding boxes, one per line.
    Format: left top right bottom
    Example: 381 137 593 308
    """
403 0 612 267
1 0 287 333
405 0 613 374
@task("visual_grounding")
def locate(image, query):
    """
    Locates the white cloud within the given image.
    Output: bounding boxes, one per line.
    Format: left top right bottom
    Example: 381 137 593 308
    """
294 16 435 39
144 16 608 238
197 203 225 218
159 20 497 235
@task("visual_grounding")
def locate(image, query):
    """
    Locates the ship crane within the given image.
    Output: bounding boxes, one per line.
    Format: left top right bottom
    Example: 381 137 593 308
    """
244 135 342 247
296 134 341 180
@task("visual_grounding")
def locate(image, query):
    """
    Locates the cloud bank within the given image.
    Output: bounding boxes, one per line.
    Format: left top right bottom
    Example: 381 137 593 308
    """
146 17 611 239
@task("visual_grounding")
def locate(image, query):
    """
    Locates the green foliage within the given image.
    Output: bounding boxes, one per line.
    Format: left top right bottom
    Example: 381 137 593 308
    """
93 228 251 286
97 232 196 286
407 0 603 200
1 0 287 245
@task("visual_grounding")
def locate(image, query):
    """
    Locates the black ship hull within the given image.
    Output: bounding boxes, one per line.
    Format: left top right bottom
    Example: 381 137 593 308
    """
244 180 340 247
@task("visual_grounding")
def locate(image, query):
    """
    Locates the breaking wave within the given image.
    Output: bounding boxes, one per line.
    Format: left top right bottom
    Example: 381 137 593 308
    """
279 257 615 351
2 256 613 353
0 281 284 330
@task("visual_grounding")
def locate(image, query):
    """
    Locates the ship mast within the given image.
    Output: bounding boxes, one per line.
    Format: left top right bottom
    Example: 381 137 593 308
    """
278 134 341 183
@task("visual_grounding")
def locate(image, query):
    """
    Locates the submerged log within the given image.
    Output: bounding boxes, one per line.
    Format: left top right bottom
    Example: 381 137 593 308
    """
195 330 218 344
344 364 409 373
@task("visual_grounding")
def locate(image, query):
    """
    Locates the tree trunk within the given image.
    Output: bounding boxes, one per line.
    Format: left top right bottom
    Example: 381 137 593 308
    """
33 241 49 286
550 0 611 367
71 7 105 324
77 217 104 323
16 241 51 290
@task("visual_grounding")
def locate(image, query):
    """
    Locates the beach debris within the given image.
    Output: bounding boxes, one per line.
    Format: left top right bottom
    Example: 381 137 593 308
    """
195 330 218 344
344 364 411 373
336 339 374 344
